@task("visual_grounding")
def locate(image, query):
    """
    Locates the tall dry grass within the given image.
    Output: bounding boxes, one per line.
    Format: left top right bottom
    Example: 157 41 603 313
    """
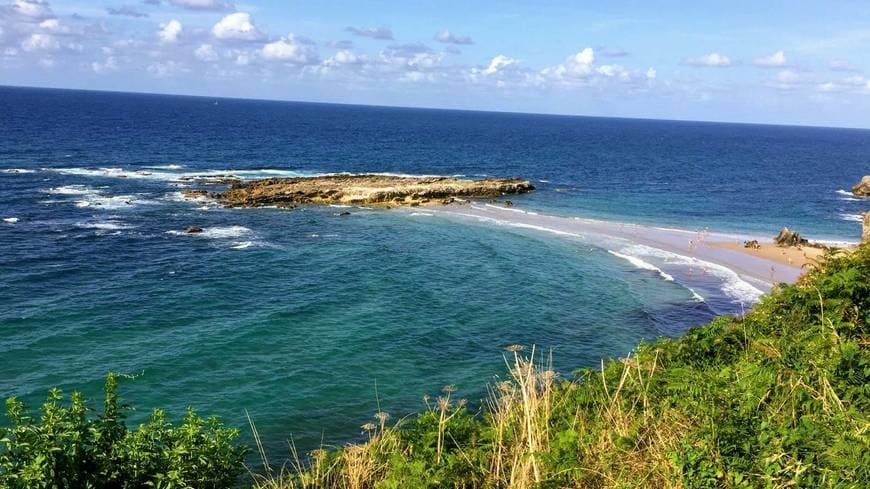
251 345 685 489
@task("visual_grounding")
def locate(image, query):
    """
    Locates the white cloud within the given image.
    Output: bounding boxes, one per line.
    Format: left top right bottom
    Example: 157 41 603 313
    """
434 30 473 45
147 60 185 78
261 34 317 63
541 47 596 79
158 19 182 43
169 0 232 11
685 52 732 67
21 33 58 51
92 56 118 74
775 69 799 83
7 0 53 20
829 58 859 72
645 67 657 79
38 18 67 33
478 55 512 75
323 49 365 67
753 50 787 67
194 43 218 61
345 26 393 40
212 12 261 41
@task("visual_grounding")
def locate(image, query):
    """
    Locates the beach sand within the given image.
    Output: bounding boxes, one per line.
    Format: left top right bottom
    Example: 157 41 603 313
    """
710 241 828 269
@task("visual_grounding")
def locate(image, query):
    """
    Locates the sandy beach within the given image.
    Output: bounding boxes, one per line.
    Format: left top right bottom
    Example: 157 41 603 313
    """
710 241 829 269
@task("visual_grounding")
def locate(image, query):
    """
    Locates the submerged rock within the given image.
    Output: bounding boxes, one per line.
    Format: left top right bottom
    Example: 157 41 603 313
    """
181 190 210 198
852 175 870 197
184 226 204 234
214 174 535 208
774 227 808 247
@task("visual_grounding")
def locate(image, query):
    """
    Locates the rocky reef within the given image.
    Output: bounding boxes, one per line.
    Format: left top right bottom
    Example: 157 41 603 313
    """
206 174 535 208
853 175 870 197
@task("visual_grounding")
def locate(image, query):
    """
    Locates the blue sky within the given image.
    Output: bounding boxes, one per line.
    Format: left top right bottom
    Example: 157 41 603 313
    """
2 1 870 127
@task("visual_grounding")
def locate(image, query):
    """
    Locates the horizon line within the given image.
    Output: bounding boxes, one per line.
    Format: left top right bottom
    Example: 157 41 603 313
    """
3 83 869 132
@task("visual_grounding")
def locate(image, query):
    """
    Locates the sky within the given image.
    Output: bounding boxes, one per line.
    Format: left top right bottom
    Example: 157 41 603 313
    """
2 0 870 128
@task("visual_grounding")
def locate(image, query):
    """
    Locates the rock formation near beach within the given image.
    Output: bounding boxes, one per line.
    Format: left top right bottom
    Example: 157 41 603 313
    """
853 175 870 197
863 212 870 243
212 174 534 208
774 227 808 247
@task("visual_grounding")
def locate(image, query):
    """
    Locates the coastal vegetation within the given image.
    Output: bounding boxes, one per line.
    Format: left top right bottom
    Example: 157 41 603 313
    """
2 244 868 488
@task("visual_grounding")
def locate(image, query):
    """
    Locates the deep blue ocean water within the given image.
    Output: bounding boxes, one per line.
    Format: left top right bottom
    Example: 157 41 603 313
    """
1 86 868 458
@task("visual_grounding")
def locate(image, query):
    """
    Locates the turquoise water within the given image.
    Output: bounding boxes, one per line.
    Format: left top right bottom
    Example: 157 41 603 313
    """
1 86 868 458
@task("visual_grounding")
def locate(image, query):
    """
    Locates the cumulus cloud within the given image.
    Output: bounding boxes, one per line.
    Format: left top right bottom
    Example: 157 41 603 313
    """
212 12 261 41
158 19 182 43
21 32 57 51
433 29 473 45
541 47 596 79
323 49 364 66
685 52 732 67
92 56 118 73
753 50 787 67
261 34 318 64
481 54 517 75
380 43 442 69
3 0 54 21
107 6 148 18
168 0 232 11
345 26 393 40
194 43 217 61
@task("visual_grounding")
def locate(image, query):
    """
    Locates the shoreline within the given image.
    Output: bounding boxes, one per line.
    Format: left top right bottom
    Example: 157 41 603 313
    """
424 202 856 301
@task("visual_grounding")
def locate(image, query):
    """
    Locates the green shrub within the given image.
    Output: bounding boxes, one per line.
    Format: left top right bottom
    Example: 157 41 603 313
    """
0 373 247 489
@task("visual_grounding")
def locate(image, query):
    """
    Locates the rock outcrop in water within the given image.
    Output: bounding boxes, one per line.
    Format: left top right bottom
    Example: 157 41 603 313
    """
852 176 870 197
213 175 534 208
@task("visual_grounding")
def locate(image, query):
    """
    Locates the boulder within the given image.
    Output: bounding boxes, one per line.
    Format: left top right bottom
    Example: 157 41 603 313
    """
743 239 760 249
852 175 870 197
863 212 870 243
774 227 808 247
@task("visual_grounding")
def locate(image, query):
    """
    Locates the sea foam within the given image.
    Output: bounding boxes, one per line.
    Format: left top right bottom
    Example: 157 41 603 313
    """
607 250 675 281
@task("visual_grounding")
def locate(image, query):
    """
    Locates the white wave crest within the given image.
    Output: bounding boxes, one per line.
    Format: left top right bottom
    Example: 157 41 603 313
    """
75 194 156 210
1 168 36 174
75 220 134 231
622 244 764 304
44 185 95 195
145 164 186 170
608 250 675 281
3 217 19 223
839 213 863 222
687 288 705 302
201 226 252 239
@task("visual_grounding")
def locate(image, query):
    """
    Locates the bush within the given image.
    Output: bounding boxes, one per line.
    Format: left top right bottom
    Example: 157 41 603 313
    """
0 373 247 489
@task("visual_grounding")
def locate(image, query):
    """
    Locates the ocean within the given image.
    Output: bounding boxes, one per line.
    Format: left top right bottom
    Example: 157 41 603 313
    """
1 86 868 458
